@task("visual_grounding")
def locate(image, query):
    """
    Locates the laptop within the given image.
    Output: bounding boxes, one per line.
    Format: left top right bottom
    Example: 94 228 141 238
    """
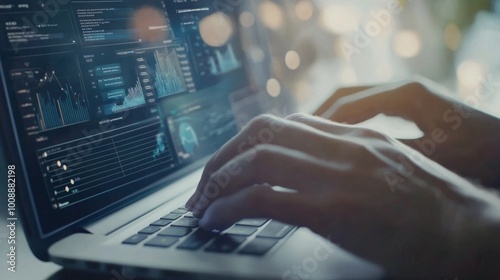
0 0 381 278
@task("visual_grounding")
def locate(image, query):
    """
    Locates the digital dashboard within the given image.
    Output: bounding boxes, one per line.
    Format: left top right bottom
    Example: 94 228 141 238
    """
0 0 252 236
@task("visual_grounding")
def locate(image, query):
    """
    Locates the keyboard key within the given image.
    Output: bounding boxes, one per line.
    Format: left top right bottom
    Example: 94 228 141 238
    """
177 229 217 250
158 226 192 237
122 234 148 245
257 221 294 239
205 235 246 253
184 212 195 218
150 219 172 227
172 217 199 228
144 236 178 248
224 225 257 236
240 238 279 256
170 208 188 214
237 218 269 227
139 226 161 235
161 213 182 220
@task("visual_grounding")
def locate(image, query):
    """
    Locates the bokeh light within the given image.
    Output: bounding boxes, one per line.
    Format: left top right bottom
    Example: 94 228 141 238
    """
266 78 282 97
320 5 359 35
393 30 422 58
457 60 484 88
199 12 234 47
239 11 256 28
444 23 461 51
285 50 301 70
259 1 285 31
295 0 314 21
131 6 169 43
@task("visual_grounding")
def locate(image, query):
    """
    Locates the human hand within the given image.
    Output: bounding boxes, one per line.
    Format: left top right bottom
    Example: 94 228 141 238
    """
323 79 500 187
185 113 500 278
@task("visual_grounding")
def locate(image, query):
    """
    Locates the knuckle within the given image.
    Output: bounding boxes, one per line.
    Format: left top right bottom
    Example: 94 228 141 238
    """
405 81 427 93
253 144 275 160
286 113 310 122
248 114 278 130
360 128 386 141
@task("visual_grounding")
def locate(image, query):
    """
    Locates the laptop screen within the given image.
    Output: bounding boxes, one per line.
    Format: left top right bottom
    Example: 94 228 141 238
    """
0 0 255 237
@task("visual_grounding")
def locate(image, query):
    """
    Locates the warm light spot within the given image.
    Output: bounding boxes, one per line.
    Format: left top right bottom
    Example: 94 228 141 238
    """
63 165 68 171
43 152 48 158
444 23 461 51
457 60 484 88
266 78 282 97
285 50 301 70
295 1 314 21
70 179 75 185
321 5 359 34
57 160 61 167
131 6 169 43
239 11 255 28
259 1 285 31
393 30 422 58
65 186 70 193
199 12 234 47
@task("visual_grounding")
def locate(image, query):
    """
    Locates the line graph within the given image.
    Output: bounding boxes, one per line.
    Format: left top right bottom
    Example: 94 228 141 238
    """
35 71 90 130
10 54 90 134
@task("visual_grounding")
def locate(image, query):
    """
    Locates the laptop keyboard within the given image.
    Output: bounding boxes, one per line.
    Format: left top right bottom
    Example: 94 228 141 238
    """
122 207 295 256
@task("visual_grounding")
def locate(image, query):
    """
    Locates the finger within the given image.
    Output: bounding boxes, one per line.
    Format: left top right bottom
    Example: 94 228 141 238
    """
199 185 315 231
286 113 354 135
314 86 373 116
285 113 388 142
398 138 421 151
326 81 421 124
187 115 350 209
190 144 347 214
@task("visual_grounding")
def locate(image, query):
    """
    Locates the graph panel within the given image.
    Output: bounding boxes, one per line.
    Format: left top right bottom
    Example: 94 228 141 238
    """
9 53 90 135
83 51 151 116
37 121 174 209
154 47 187 98
101 76 146 115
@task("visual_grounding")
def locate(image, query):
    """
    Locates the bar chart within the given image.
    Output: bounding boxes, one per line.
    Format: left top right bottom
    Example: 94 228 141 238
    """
35 73 90 130
153 47 187 98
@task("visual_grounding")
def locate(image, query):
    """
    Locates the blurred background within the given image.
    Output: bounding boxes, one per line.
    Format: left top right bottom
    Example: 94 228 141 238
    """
241 0 500 116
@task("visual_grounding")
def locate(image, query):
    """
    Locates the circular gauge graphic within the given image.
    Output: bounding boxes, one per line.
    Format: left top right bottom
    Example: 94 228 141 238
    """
179 122 199 154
